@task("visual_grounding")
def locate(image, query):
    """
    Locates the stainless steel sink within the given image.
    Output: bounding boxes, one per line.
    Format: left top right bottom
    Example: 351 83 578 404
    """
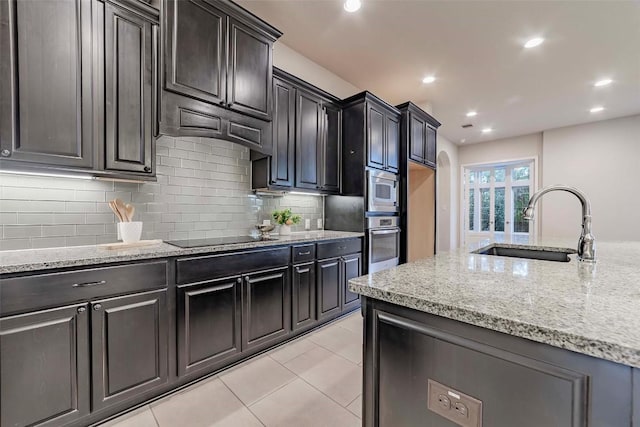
473 244 577 262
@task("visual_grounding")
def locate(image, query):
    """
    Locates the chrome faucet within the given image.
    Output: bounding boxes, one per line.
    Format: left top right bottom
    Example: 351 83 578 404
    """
522 185 596 262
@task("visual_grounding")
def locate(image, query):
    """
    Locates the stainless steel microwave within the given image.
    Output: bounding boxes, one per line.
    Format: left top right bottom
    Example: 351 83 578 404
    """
367 169 399 213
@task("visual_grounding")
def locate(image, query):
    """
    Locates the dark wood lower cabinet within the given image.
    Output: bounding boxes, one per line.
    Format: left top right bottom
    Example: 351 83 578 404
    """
292 261 316 330
177 276 242 376
242 267 290 350
342 253 362 311
91 289 168 411
317 257 342 320
0 303 90 427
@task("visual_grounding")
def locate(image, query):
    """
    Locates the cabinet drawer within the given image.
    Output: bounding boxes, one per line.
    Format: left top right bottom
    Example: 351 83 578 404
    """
317 238 362 260
292 244 315 264
0 261 168 316
176 247 290 284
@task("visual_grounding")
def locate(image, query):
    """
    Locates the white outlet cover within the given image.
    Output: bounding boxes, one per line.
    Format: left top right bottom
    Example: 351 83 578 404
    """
317 219 323 229
305 219 311 229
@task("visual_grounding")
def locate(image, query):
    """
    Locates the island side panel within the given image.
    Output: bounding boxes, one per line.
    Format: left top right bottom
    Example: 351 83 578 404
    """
363 298 633 427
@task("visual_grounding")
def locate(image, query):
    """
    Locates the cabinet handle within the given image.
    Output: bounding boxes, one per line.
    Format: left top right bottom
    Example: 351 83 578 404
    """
219 101 225 105
298 251 311 256
0 149 10 157
143 166 151 172
244 276 250 283
72 280 107 288
236 277 242 284
77 307 86 314
93 303 102 310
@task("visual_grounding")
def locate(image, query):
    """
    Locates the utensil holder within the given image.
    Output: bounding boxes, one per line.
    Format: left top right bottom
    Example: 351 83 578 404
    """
118 222 143 243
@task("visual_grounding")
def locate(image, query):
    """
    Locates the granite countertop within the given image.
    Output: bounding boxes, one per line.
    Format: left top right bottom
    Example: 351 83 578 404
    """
349 237 640 368
0 230 364 274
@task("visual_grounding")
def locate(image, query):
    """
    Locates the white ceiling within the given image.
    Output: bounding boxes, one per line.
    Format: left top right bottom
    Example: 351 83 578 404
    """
237 0 640 144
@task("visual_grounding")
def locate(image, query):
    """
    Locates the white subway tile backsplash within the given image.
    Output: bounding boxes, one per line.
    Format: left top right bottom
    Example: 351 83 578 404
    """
0 135 324 249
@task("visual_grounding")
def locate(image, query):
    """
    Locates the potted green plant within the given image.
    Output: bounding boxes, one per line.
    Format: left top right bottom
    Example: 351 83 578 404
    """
272 208 301 235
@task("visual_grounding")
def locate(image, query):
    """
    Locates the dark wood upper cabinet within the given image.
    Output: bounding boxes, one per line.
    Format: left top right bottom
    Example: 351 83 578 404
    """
295 89 323 190
397 102 441 170
165 0 226 105
104 1 154 175
242 266 290 350
0 0 94 169
91 289 168 411
162 0 281 154
177 276 242 377
228 18 272 121
0 303 90 427
252 68 341 194
342 92 401 195
0 0 159 179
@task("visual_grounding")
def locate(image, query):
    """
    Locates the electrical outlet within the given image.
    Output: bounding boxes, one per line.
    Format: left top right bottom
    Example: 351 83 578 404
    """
305 219 311 230
427 379 482 427
317 219 323 229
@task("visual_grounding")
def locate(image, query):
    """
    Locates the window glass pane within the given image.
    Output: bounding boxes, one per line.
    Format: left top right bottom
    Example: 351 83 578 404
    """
494 168 505 183
480 188 490 231
479 170 491 184
468 189 475 231
512 166 530 181
468 171 475 184
513 186 530 232
494 188 505 232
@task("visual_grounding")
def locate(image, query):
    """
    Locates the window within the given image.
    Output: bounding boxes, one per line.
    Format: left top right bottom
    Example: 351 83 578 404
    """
463 161 534 241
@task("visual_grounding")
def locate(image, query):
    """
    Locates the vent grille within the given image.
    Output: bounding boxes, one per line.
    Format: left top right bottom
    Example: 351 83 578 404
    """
461 124 473 128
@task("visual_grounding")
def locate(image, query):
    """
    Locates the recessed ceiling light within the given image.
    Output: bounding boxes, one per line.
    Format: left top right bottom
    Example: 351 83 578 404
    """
482 128 493 133
343 0 361 12
524 37 544 49
460 139 466 143
590 106 604 113
422 75 436 84
466 111 477 117
594 78 613 87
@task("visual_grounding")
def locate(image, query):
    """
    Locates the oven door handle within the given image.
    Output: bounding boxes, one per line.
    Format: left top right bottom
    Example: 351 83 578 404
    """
371 229 400 235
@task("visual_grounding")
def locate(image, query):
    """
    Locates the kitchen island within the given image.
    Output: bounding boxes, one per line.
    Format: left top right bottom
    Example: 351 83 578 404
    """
349 239 640 427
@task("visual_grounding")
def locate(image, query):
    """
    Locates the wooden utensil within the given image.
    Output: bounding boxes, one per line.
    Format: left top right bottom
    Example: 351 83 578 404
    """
114 199 129 222
124 204 135 222
109 200 124 222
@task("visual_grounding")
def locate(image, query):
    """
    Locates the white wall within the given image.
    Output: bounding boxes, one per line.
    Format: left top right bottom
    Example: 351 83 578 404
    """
273 43 361 98
458 133 543 173
541 115 640 241
436 135 459 250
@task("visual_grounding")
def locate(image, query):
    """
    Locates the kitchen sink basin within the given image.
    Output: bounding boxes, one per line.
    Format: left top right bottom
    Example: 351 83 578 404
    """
473 244 577 262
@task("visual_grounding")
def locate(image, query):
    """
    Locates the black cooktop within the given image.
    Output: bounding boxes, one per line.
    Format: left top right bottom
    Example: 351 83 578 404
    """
166 236 278 248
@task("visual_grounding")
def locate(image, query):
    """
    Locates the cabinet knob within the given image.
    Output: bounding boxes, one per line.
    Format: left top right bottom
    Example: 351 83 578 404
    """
93 303 102 311
236 277 242 284
143 166 151 172
0 149 10 157
77 307 86 313
219 101 225 106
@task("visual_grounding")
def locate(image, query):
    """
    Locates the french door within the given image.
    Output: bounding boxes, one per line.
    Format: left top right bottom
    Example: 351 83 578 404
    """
463 161 534 243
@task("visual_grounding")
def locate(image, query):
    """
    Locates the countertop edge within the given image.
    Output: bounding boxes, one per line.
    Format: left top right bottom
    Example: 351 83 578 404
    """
349 282 640 369
0 232 365 275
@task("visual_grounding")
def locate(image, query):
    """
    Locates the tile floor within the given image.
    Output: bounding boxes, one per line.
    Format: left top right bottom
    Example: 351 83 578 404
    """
101 312 363 427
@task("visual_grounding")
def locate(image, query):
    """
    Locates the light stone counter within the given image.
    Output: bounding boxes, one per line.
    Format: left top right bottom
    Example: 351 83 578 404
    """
0 230 364 274
349 237 640 368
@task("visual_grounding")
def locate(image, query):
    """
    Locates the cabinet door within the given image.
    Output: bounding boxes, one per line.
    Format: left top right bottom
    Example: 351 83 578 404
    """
409 114 426 163
165 0 226 105
295 90 322 190
0 0 94 168
227 18 272 121
0 303 90 427
292 262 316 331
317 257 341 320
321 102 341 193
367 104 385 170
342 253 362 312
425 125 437 167
177 276 242 376
242 267 290 350
91 289 168 410
385 114 400 173
270 77 295 187
104 2 154 174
